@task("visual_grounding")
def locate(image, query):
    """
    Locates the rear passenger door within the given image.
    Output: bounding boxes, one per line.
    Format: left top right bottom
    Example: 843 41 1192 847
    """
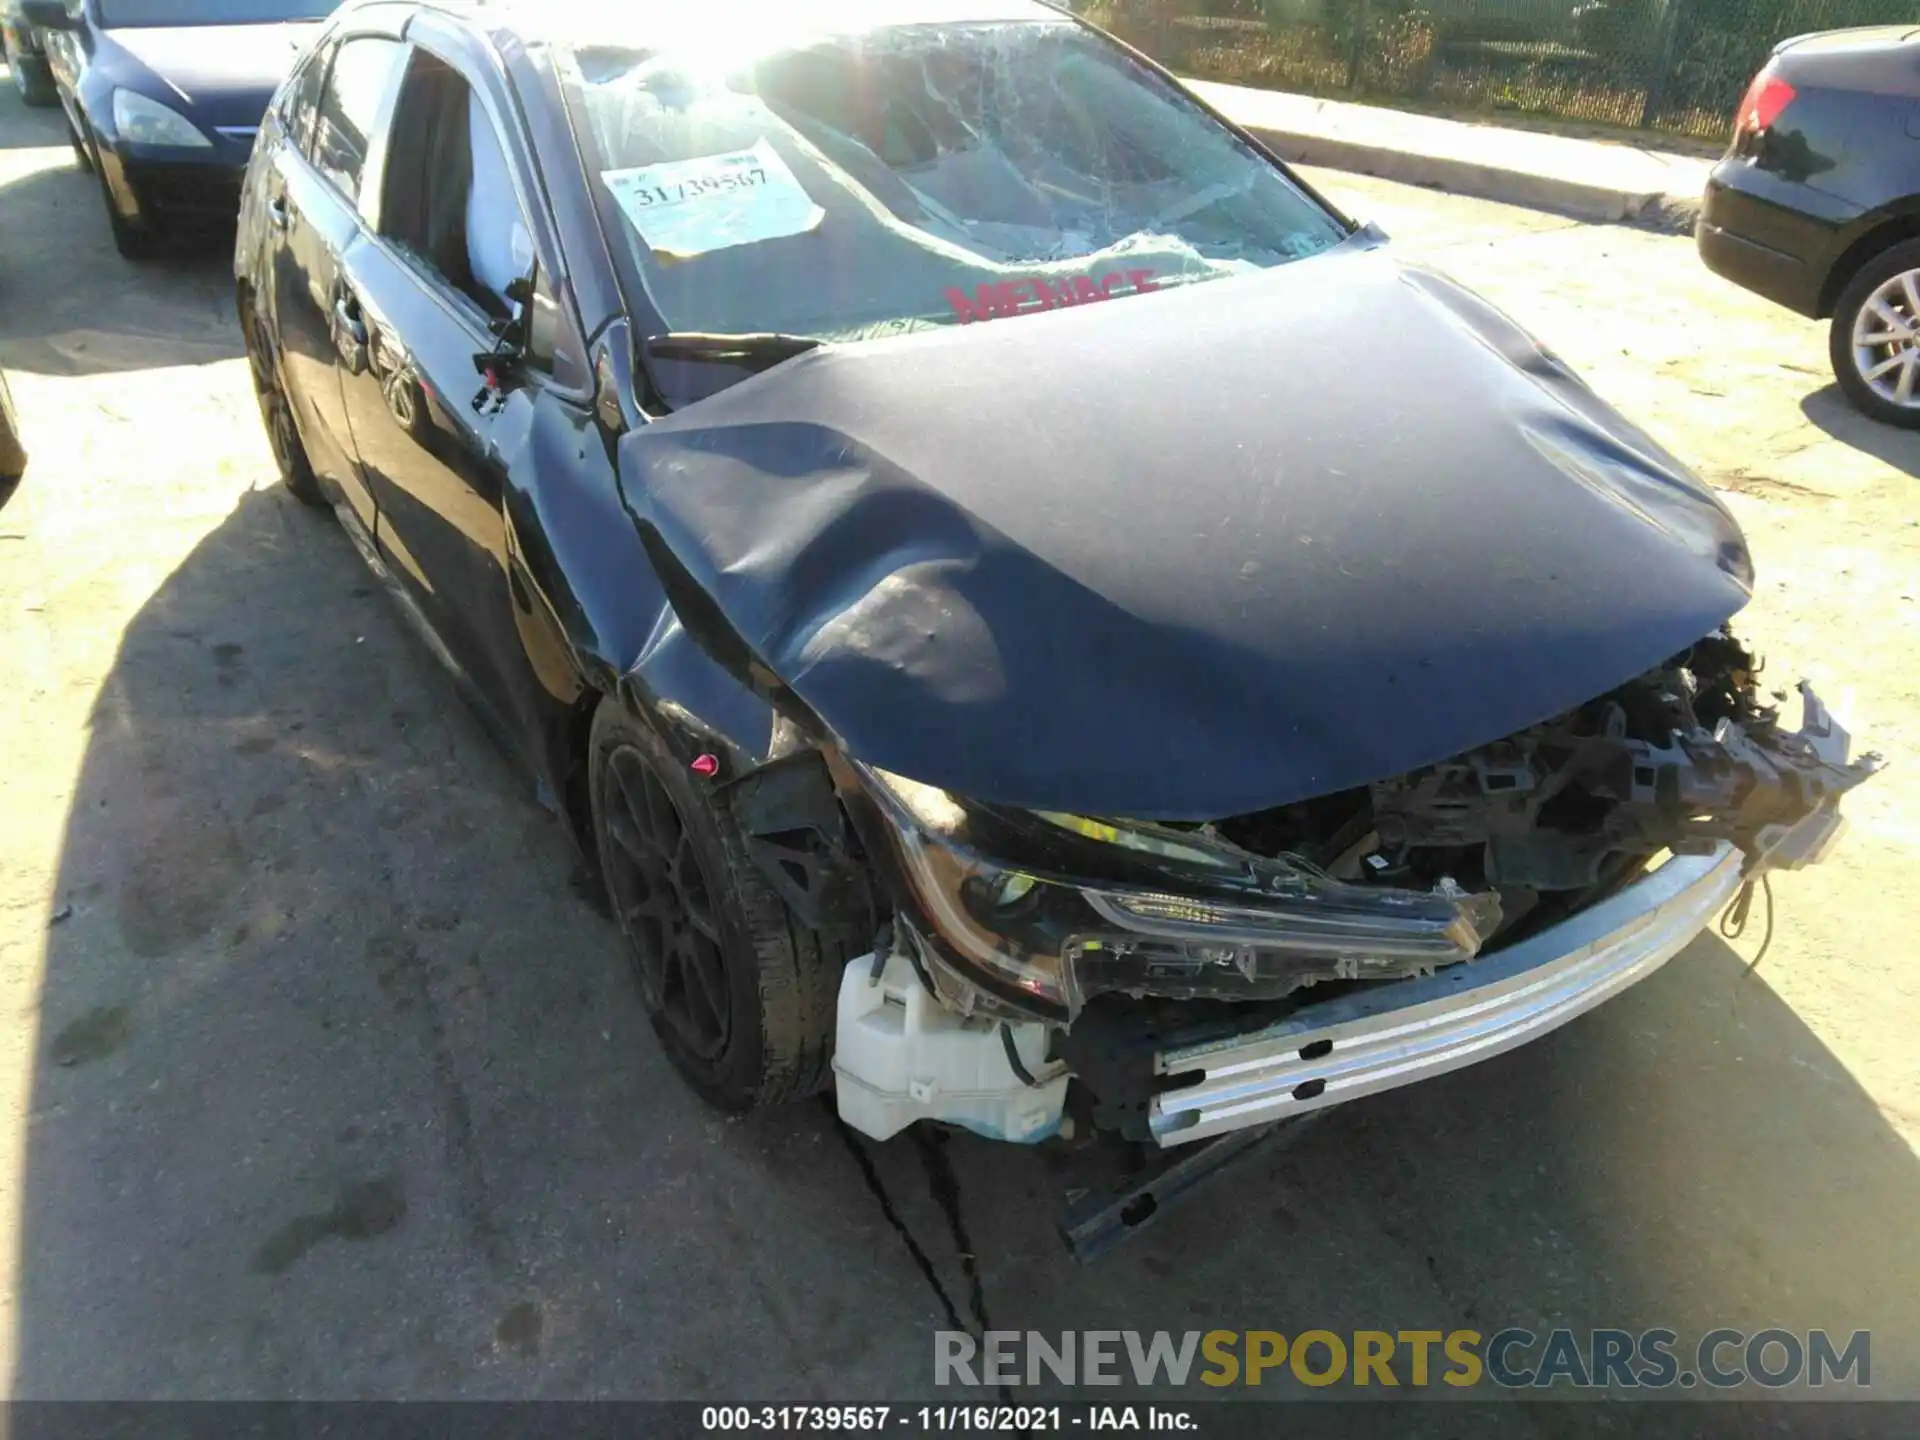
266 28 405 536
333 32 575 765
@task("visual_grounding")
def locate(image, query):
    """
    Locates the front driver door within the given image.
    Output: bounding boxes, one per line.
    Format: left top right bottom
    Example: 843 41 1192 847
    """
332 36 577 765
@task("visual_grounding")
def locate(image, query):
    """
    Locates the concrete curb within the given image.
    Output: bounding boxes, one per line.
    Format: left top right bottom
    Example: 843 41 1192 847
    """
1190 82 1711 233
1242 125 1705 231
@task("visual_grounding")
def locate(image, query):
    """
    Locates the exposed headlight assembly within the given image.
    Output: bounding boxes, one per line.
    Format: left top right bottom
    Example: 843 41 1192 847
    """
860 766 1500 1022
113 89 211 148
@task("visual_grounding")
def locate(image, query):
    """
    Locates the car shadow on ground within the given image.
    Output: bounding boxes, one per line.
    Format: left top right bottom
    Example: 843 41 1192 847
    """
1800 384 1920 478
0 158 240 377
14 486 1920 1406
14 488 962 1399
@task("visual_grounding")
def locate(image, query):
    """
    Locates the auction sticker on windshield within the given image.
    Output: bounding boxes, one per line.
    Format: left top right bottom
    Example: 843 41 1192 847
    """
602 141 824 259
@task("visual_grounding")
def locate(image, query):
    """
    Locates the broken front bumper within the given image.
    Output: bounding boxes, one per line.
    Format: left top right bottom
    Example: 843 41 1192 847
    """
1149 839 1748 1146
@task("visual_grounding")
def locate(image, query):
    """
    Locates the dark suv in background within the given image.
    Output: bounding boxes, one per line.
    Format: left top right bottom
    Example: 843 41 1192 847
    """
1699 25 1920 428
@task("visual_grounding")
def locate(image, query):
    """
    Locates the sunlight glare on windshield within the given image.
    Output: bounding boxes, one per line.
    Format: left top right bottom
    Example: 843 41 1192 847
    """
554 0 1025 79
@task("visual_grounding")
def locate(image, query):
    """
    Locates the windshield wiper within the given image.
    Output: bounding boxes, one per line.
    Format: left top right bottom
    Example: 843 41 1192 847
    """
643 332 823 370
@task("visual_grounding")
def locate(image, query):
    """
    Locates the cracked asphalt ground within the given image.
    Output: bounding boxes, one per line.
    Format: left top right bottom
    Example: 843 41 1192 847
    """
2 73 1918 1411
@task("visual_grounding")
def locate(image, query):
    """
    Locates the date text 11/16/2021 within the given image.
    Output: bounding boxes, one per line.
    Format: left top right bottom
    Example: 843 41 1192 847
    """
700 1405 1195 1432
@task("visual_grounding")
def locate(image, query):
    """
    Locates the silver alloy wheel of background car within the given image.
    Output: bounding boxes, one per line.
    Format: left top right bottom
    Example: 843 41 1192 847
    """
1830 238 1920 430
1849 268 1920 409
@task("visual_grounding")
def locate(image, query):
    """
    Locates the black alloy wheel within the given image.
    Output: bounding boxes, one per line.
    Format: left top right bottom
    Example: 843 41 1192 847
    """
242 307 323 506
600 740 733 1063
587 699 844 1111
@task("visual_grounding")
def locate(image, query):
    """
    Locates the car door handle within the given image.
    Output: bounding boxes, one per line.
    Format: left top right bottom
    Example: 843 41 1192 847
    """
266 195 288 230
333 296 367 345
333 294 369 374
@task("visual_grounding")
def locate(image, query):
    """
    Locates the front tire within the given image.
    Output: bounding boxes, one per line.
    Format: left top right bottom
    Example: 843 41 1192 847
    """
1830 239 1920 430
589 699 844 1111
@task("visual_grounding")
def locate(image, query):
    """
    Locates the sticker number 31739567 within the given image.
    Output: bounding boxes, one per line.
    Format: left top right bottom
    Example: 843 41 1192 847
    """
602 141 825 259
624 166 768 207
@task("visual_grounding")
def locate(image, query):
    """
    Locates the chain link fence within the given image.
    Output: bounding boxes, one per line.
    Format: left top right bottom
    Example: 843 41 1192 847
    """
1090 0 1918 140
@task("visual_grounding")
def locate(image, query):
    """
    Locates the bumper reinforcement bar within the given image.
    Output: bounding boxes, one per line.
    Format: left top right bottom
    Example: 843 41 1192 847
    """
1150 841 1746 1145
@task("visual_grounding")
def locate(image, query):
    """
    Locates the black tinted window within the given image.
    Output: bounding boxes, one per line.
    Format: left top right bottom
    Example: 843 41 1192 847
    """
279 38 330 155
312 35 402 202
380 49 550 364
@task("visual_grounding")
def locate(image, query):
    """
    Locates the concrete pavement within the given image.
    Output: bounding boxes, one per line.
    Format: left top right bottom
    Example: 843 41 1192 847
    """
1198 81 1716 229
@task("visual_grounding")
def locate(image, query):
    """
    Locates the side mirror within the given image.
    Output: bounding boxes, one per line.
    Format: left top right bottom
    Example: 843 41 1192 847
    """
19 1 77 30
470 271 536 414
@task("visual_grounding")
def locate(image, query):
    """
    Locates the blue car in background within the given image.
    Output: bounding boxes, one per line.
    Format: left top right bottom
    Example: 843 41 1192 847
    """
22 0 334 257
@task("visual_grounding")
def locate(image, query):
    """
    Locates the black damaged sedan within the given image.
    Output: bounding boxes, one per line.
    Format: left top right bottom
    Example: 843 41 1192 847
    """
236 0 1878 1165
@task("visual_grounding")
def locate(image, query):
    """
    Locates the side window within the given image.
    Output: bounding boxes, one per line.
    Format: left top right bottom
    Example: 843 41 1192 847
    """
279 39 331 156
311 35 404 202
379 48 550 368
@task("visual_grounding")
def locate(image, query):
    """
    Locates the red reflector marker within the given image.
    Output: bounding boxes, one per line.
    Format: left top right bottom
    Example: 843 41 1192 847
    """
690 753 719 777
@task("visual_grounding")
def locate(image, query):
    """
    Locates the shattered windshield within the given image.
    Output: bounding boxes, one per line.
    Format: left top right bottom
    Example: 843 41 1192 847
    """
562 11 1348 344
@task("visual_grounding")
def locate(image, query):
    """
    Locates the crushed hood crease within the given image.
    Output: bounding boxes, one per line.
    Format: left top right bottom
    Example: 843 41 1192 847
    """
617 247 1755 819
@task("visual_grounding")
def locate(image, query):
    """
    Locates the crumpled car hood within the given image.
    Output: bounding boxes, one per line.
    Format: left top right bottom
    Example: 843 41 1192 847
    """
618 245 1753 819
